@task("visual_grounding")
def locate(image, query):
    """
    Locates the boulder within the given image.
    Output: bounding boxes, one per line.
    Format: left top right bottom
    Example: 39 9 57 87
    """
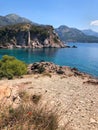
72 45 77 48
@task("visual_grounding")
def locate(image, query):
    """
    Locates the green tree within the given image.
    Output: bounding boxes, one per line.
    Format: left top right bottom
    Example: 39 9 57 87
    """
0 55 27 79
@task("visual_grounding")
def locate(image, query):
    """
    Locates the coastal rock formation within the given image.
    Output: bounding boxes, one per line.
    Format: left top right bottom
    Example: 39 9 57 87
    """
28 62 91 78
0 23 65 48
28 62 72 75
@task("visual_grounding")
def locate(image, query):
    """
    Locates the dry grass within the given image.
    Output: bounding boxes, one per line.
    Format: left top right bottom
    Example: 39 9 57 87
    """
42 72 52 78
18 90 42 105
0 90 65 130
19 90 30 100
31 94 42 104
0 103 60 130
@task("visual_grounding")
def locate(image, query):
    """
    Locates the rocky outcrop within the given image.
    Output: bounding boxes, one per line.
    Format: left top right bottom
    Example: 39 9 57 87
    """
0 23 65 48
28 62 91 78
28 62 71 75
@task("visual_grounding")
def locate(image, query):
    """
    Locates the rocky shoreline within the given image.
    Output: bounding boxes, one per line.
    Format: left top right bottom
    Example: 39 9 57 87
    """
28 61 91 77
0 44 66 49
28 61 98 84
0 44 77 49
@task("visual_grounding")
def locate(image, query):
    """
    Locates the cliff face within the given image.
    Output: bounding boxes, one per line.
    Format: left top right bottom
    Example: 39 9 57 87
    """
0 23 65 48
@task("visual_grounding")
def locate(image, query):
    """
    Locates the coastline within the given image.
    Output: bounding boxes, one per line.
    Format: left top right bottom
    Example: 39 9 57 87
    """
1 43 98 78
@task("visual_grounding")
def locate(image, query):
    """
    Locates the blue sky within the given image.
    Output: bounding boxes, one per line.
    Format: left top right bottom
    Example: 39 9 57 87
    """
0 0 98 31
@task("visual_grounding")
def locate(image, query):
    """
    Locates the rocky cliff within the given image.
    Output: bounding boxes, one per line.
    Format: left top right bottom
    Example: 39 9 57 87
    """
0 23 65 48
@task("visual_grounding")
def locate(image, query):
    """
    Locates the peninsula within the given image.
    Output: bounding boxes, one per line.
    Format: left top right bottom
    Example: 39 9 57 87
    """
0 23 65 49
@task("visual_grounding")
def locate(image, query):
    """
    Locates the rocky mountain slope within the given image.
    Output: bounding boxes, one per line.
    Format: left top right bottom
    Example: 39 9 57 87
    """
55 25 98 43
0 14 34 26
0 23 65 48
82 29 98 37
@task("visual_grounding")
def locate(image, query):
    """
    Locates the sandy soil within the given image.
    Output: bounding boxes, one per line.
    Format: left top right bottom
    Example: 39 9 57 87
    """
0 74 98 130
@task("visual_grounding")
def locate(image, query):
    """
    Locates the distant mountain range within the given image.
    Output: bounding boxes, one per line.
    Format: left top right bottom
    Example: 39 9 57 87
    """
82 29 98 37
0 14 37 26
0 14 98 43
55 25 98 43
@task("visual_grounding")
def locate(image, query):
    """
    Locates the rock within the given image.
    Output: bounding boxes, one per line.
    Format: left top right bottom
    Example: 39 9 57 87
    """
12 96 21 104
28 62 66 75
83 80 98 85
0 83 11 100
72 45 77 48
90 118 96 123
57 69 65 74
43 39 49 45
15 45 22 48
65 45 71 48
71 67 78 71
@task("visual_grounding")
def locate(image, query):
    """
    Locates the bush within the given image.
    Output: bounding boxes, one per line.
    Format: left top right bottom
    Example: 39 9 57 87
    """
0 55 27 79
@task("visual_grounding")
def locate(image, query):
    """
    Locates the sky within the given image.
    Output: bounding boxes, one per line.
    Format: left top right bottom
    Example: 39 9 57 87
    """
0 0 98 31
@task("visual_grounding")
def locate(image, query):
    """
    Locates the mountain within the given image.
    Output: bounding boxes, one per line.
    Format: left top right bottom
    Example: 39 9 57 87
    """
82 29 98 37
0 14 36 26
1 14 98 44
55 25 98 43
0 23 65 48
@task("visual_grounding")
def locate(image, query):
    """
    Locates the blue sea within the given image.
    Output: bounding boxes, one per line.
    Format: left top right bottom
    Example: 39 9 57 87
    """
0 43 98 77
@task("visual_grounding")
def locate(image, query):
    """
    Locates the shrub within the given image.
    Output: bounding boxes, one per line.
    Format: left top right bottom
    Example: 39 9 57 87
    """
0 55 27 79
53 37 59 43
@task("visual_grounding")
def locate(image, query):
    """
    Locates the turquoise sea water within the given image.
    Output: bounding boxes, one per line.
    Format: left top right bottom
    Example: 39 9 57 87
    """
0 43 98 77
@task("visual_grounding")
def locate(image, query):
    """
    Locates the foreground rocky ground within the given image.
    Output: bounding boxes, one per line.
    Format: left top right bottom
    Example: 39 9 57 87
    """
0 62 98 130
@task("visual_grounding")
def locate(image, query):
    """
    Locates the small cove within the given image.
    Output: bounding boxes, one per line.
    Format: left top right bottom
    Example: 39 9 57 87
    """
0 43 98 77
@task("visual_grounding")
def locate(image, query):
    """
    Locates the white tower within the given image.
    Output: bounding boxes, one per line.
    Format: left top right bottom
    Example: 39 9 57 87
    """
28 30 31 48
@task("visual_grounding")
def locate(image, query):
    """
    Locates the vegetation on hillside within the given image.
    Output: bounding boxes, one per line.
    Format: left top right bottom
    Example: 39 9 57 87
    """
30 25 50 42
0 55 27 79
0 23 53 45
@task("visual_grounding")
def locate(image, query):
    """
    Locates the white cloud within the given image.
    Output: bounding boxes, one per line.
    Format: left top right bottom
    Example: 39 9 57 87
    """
90 20 98 26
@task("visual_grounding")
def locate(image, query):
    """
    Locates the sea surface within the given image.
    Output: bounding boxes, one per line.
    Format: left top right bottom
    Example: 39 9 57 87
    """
0 43 98 77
